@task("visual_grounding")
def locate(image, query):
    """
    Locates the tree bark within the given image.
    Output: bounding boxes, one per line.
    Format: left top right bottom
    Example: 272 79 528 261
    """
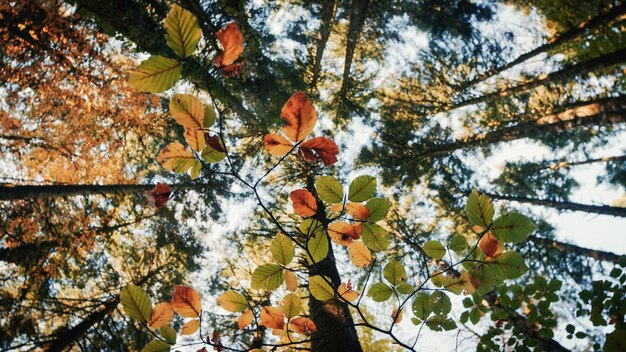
339 0 371 101
483 192 626 218
0 183 212 200
459 3 626 90
310 0 338 88
528 236 622 264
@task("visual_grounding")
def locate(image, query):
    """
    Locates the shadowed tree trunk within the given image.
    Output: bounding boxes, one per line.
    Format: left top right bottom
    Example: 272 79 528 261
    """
483 192 626 217
338 0 371 107
310 0 338 88
528 236 622 264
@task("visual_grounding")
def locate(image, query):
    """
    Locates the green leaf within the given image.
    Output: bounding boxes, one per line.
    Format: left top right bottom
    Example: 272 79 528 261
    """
469 307 481 324
429 291 451 315
204 106 216 127
141 339 172 352
348 175 376 202
412 293 431 320
309 276 334 301
251 264 284 291
271 233 295 265
299 219 324 236
280 293 302 319
423 240 446 260
466 189 494 227
489 251 528 279
306 231 329 265
361 222 388 251
129 55 181 93
491 213 536 243
120 284 153 323
367 282 393 302
383 259 407 286
201 145 226 163
216 291 248 312
449 235 468 252
164 4 202 58
366 198 390 222
190 160 202 179
315 176 343 204
396 282 414 295
425 315 456 331
159 326 177 344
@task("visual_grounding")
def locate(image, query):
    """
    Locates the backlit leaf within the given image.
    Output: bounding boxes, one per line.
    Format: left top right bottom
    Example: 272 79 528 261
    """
184 128 205 152
478 232 500 258
348 241 372 267
140 339 172 352
309 275 334 301
391 307 403 324
299 136 339 166
290 189 317 217
264 134 293 156
251 264 284 291
290 316 317 334
271 233 295 265
170 94 204 129
215 22 244 67
159 326 177 344
281 92 316 142
284 271 298 292
180 319 199 335
170 286 201 318
383 259 407 286
466 189 494 227
412 293 431 320
260 306 285 330
145 183 172 209
348 175 376 202
315 176 343 204
328 222 361 246
306 231 329 264
345 202 370 220
423 240 446 260
121 284 152 323
164 4 201 58
149 302 174 329
361 222 388 251
280 293 302 319
366 198 389 222
129 55 181 93
489 251 528 279
157 142 196 174
201 144 226 163
491 213 536 243
238 309 253 330
338 282 359 302
449 235 468 252
367 282 392 302
216 291 248 312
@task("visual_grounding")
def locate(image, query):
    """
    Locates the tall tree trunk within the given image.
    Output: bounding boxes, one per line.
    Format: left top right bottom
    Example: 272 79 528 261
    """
459 3 626 90
413 96 626 159
310 0 338 88
0 183 211 200
443 47 626 114
0 240 57 264
483 192 626 217
528 236 622 264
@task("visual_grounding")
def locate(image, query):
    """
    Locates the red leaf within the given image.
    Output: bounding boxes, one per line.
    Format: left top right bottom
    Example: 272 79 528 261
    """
170 285 202 318
299 137 339 166
205 135 226 152
145 183 172 209
215 22 244 67
281 92 317 142
290 189 318 217
479 232 499 258
221 62 244 78
289 316 317 334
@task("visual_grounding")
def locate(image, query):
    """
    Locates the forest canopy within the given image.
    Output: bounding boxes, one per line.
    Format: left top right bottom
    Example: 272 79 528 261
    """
1 0 625 351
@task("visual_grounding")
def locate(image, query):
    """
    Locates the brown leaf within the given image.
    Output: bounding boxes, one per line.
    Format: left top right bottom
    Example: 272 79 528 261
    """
238 309 254 330
345 202 370 220
181 319 200 335
281 92 317 142
284 270 298 292
260 306 285 330
205 135 226 153
337 281 359 302
148 302 174 328
145 183 172 209
289 316 317 334
221 62 244 78
299 136 339 166
290 189 318 217
328 222 362 246
264 133 293 156
479 232 501 258
391 307 403 324
171 285 201 318
215 22 244 67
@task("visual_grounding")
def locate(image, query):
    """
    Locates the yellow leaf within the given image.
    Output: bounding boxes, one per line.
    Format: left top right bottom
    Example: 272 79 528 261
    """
180 319 199 335
156 142 196 173
348 241 372 267
164 4 202 58
284 271 298 292
337 282 359 302
216 291 248 312
129 55 181 93
289 316 317 334
184 128 205 152
170 94 204 129
264 133 293 156
391 307 403 324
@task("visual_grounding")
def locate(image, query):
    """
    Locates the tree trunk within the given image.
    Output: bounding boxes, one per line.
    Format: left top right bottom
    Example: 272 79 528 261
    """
459 3 626 90
484 192 626 217
0 240 57 264
444 47 626 114
528 236 622 264
0 183 211 200
338 0 371 102
310 0 338 88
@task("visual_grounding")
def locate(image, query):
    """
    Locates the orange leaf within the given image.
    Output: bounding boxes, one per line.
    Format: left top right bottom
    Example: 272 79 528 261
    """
338 281 359 302
181 319 200 335
285 271 298 292
148 302 174 329
347 241 372 267
145 183 172 209
238 309 254 330
260 306 285 330
391 307 403 324
345 202 370 220
290 189 317 217
328 222 362 246
281 92 317 142
171 286 201 318
215 22 244 67
289 316 317 334
184 128 205 152
264 133 293 156
299 137 339 166
479 232 501 258
221 62 244 78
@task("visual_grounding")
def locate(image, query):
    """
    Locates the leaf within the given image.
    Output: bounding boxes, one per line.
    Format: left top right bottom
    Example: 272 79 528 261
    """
251 264 284 291
140 339 172 352
491 213 536 243
345 202 370 221
449 235 468 252
290 189 318 217
412 293 431 320
201 144 226 163
478 232 500 258
170 286 201 318
181 319 200 335
338 282 359 302
238 309 254 330
204 105 216 127
348 241 372 267
489 251 528 279
190 160 202 180
215 22 244 66
306 231 329 264
159 326 177 344
145 183 172 209
367 282 392 302
271 233 295 265
184 128 205 152
260 306 285 330
149 302 174 329
216 291 248 312
366 198 390 222
396 282 414 295
299 137 339 166
391 307 403 324
164 4 201 58
328 222 361 246
129 55 181 93
280 293 302 319
315 176 344 204
423 240 446 260
121 285 153 323
284 271 298 292
361 223 388 251
170 94 204 129
264 134 293 156
425 315 456 331
383 259 407 286
309 275 334 301
299 219 324 236
466 189 494 227
281 92 317 142
290 316 317 334
348 175 376 202
429 291 452 315
157 142 196 173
